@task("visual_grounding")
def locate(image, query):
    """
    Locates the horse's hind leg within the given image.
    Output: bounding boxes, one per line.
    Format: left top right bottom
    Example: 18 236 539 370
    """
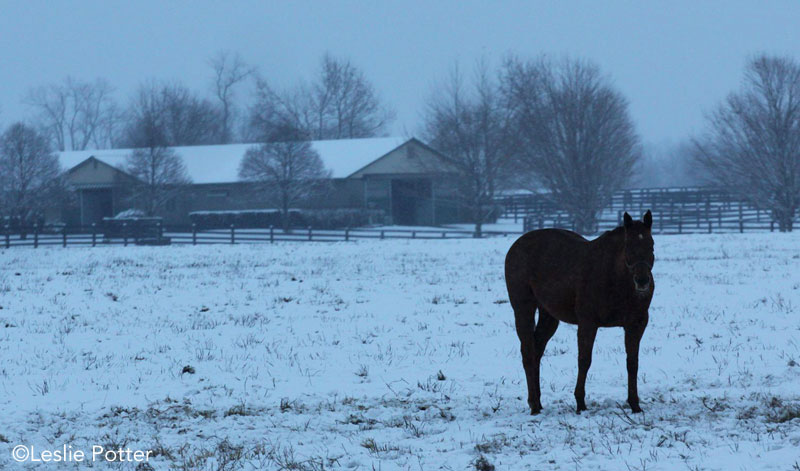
509 284 541 414
533 309 559 408
574 323 598 414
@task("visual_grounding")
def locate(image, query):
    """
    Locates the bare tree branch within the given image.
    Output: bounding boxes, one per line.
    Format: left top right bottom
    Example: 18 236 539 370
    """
122 80 224 148
126 146 191 217
693 54 800 231
209 51 255 143
0 123 62 224
421 60 517 234
25 77 118 151
248 53 394 142
502 56 641 233
238 126 331 231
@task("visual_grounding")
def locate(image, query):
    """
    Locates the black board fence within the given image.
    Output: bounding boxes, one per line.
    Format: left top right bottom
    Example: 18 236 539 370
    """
521 204 784 234
1 224 517 249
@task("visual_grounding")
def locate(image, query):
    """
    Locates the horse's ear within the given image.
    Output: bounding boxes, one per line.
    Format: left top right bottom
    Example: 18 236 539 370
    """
643 210 652 229
623 212 633 228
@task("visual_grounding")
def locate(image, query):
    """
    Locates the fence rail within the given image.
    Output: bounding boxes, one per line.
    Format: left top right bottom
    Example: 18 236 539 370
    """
1 223 517 249
502 186 795 234
522 208 782 234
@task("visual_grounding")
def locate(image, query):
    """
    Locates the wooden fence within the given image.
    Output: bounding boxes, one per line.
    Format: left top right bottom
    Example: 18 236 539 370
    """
501 186 793 234
522 206 781 234
1 224 516 249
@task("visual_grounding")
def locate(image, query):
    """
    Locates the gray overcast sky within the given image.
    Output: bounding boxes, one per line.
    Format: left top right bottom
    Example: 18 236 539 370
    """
1 1 799 146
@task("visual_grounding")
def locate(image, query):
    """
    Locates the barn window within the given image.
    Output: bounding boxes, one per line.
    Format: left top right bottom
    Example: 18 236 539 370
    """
208 190 229 198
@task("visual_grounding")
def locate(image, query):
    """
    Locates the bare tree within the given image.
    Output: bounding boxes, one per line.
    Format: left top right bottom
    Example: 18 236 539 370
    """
503 57 641 233
122 81 223 148
0 123 61 224
238 126 330 231
25 77 118 151
209 51 255 143
422 62 516 235
123 84 192 216
93 102 125 149
248 53 394 142
126 146 191 217
316 53 394 139
693 55 800 232
248 80 313 142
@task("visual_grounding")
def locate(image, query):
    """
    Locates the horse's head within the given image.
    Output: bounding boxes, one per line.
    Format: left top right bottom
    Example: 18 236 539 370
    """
623 210 654 295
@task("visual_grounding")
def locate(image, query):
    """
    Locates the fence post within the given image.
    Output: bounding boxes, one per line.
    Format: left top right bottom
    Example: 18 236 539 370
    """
380 230 385 240
770 220 775 232
718 206 722 228
4 225 9 249
34 224 39 249
157 222 163 244
739 203 744 233
708 220 712 234
269 225 274 243
192 223 197 245
538 216 544 230
412 230 416 239
345 227 350 241
92 223 97 247
442 231 446 238
678 217 682 234
230 224 235 244
62 226 67 247
513 200 517 224
308 226 312 241
123 223 128 246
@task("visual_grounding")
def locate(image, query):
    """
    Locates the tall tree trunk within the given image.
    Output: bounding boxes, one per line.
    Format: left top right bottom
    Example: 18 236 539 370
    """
473 198 484 237
574 209 597 235
281 192 291 234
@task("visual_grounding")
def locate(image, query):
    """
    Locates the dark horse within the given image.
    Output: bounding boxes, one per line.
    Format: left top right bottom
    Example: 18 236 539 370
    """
504 211 654 414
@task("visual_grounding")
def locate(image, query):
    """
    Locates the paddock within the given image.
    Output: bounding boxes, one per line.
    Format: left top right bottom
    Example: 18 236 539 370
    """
0 234 798 469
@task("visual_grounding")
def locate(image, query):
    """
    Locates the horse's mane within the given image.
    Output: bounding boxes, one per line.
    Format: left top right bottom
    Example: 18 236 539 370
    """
591 225 625 249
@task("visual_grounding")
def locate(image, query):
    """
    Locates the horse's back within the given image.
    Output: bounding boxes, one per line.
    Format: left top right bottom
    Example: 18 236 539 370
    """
505 229 589 323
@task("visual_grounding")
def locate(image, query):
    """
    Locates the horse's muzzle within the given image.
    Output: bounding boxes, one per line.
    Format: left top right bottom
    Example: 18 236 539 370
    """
634 274 651 292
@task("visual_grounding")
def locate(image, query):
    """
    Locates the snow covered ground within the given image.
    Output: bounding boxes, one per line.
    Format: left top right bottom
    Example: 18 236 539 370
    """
0 233 799 470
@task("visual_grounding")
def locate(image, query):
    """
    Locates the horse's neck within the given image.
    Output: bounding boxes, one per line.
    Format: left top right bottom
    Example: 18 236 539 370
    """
591 231 627 277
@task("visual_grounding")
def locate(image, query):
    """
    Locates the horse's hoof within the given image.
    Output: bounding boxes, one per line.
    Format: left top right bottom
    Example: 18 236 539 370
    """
630 405 643 414
529 404 542 415
576 405 587 414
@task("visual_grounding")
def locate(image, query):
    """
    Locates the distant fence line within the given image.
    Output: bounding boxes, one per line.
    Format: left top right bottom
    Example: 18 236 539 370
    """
500 186 795 234
522 207 781 234
1 223 516 249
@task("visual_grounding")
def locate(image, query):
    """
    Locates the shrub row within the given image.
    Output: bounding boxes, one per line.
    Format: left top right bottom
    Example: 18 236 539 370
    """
188 208 386 230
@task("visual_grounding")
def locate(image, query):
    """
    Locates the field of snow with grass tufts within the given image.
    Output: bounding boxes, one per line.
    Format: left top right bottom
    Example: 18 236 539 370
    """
1 233 799 470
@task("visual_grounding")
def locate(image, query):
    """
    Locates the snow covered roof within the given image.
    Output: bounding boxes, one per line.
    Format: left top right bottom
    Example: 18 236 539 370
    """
58 137 407 183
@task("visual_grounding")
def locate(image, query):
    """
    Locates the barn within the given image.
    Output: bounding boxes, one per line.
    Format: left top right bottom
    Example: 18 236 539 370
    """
57 137 465 227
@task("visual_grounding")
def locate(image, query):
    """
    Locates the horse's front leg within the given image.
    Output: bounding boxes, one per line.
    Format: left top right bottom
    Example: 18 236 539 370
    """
574 323 598 414
624 318 648 413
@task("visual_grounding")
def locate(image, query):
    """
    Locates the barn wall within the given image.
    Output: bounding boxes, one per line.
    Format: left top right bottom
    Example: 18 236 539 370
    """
157 179 365 226
349 140 438 178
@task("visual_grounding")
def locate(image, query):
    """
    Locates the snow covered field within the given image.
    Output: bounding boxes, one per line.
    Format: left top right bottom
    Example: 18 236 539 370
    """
1 233 799 470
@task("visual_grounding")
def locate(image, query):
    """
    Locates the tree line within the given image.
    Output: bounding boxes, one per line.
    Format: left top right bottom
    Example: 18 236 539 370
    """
421 54 799 233
1 52 799 232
